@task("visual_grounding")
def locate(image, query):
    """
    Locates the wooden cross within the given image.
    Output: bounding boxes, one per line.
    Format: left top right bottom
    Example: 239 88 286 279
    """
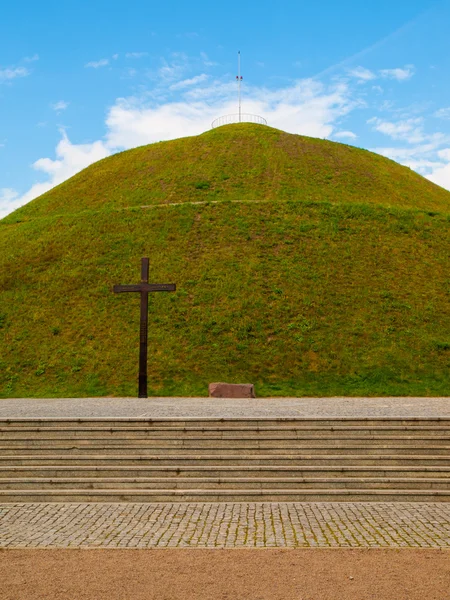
113 258 176 398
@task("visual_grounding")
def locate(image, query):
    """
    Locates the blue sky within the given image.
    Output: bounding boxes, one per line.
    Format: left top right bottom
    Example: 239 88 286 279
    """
1 0 450 217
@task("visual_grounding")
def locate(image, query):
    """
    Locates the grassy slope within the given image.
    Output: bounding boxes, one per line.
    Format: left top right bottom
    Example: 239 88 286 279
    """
5 124 450 222
1 124 449 397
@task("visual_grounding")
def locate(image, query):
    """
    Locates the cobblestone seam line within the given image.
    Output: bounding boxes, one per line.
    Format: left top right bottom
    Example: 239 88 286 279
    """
1 503 450 548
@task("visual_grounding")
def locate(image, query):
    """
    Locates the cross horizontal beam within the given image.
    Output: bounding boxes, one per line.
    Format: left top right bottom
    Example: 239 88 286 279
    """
113 283 176 293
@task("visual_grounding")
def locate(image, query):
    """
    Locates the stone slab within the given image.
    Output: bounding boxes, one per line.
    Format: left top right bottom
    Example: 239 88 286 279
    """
208 383 256 398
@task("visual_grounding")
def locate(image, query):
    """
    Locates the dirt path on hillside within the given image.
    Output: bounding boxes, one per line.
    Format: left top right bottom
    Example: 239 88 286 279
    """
1 549 449 600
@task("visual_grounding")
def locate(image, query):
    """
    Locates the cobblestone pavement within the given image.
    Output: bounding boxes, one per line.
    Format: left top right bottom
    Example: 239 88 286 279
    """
1 397 450 418
1 502 450 548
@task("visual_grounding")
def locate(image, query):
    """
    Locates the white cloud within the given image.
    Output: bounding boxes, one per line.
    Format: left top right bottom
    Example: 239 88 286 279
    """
399 158 442 174
368 112 450 186
112 54 119 60
348 67 376 81
0 66 30 83
85 59 109 68
50 100 69 113
157 54 189 82
437 148 450 161
348 65 415 84
170 74 208 90
428 164 450 188
380 66 415 81
435 107 450 120
24 54 39 62
105 98 214 148
368 117 425 144
333 130 357 140
370 123 450 190
182 80 236 101
200 52 218 67
125 52 148 59
0 133 110 219
30 131 110 185
427 149 450 189
0 189 20 219
105 79 357 150
373 141 447 162
149 52 217 88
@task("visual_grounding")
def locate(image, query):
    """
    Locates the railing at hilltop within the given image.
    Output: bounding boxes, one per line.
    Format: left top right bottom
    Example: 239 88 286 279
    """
211 114 268 129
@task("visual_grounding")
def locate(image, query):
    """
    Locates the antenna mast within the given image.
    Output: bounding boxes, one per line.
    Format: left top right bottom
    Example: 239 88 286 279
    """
237 51 243 122
211 53 267 128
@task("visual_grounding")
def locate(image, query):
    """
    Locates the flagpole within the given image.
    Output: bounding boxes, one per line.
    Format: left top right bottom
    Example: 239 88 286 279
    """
238 51 242 122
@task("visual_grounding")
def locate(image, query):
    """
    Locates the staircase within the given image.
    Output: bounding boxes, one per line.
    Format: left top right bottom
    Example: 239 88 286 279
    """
0 417 449 502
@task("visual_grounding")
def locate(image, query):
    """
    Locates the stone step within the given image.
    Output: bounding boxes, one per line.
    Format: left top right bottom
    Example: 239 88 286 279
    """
1 465 450 478
1 488 450 502
1 417 449 502
3 435 450 445
2 454 450 466
1 444 448 455
3 426 450 438
2 418 450 428
1 477 449 490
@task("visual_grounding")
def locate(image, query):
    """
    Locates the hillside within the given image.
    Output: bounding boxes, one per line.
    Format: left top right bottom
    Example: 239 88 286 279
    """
1 123 449 398
5 124 450 222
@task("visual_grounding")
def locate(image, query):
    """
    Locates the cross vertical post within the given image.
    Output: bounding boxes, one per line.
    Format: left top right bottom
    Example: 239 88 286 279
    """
113 258 176 398
139 258 150 398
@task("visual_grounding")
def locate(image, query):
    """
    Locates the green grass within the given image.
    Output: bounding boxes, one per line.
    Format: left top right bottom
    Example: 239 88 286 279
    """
4 124 450 223
0 124 449 397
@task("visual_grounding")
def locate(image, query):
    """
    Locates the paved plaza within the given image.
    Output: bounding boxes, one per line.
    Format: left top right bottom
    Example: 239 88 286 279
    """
1 396 450 418
1 502 450 548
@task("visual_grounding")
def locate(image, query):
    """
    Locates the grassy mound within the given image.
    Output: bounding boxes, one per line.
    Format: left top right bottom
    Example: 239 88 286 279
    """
1 124 449 397
5 124 450 222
